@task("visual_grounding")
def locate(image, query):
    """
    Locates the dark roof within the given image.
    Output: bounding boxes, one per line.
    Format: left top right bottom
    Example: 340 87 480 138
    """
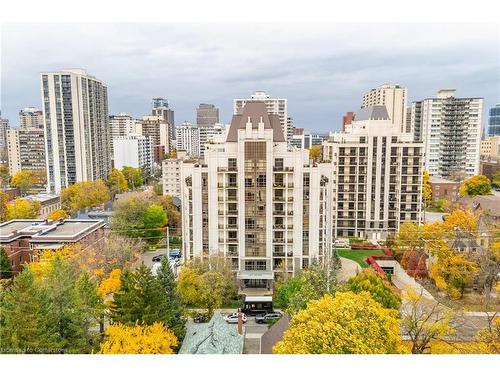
355 105 391 121
260 314 291 354
226 102 285 142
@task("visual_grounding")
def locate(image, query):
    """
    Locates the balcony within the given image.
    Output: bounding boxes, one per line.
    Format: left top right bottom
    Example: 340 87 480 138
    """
273 238 285 243
227 210 238 215
274 196 285 202
273 210 285 215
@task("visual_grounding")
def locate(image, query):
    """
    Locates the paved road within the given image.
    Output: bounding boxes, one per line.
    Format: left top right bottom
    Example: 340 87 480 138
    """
141 248 168 268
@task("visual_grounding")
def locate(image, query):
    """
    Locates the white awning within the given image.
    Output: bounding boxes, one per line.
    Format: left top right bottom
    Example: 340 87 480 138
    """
237 270 274 280
245 296 273 303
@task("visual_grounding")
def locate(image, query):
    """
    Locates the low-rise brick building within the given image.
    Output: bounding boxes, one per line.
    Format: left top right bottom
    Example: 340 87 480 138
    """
0 219 106 274
429 176 460 205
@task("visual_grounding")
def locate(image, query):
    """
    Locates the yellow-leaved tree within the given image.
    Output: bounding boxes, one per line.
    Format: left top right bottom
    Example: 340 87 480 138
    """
308 145 322 161
6 198 41 220
61 180 110 213
273 292 405 354
459 175 492 197
99 322 178 354
10 169 46 195
423 170 432 207
107 169 128 198
98 269 122 301
47 209 69 221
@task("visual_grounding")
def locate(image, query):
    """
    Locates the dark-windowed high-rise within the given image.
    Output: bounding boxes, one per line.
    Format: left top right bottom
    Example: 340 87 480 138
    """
488 104 500 136
40 69 111 193
196 103 219 127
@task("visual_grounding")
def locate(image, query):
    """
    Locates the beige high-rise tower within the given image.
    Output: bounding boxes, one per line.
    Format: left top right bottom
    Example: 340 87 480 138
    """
40 69 111 193
362 84 407 133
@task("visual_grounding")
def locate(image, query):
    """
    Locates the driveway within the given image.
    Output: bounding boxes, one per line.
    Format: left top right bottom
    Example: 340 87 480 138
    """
338 257 362 282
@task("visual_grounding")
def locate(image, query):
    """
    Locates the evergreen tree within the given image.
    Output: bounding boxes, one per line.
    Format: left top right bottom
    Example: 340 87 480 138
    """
43 256 92 353
0 247 13 279
156 257 186 338
0 270 58 353
111 264 171 326
74 272 104 352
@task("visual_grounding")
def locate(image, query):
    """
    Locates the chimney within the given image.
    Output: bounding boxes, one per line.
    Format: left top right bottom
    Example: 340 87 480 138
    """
237 308 243 335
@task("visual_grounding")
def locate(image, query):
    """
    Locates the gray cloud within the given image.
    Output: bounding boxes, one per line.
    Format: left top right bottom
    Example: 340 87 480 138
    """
1 22 498 132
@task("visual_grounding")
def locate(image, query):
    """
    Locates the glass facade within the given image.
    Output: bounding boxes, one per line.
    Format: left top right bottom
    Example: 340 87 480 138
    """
488 105 500 136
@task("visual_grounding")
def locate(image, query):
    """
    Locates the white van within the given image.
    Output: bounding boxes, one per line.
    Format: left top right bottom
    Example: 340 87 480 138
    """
334 239 350 248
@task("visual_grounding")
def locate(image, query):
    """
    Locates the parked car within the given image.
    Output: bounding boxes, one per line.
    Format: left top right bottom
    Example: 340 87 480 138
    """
169 249 181 259
152 254 167 262
255 312 282 324
193 313 210 323
223 312 248 324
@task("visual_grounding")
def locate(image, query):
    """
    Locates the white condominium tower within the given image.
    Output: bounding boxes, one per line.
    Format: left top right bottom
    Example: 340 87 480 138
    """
234 91 290 142
112 134 153 176
176 122 200 158
362 84 407 133
180 102 333 291
40 69 111 193
323 106 424 240
411 89 483 179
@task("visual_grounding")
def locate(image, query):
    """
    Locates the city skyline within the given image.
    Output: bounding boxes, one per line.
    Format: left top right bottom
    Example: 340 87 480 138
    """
1 23 499 132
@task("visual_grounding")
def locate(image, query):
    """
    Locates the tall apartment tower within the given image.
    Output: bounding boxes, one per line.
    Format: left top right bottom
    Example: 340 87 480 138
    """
136 115 170 165
152 98 175 141
362 84 407 133
7 127 46 176
176 122 200 158
40 69 111 193
0 114 9 162
480 136 500 159
234 91 290 142
19 107 44 129
323 106 423 240
488 104 500 136
410 89 483 179
180 102 333 291
196 103 219 127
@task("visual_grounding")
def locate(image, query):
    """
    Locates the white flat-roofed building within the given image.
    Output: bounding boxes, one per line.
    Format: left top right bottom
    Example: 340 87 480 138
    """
113 134 153 175
109 113 140 155
180 102 333 292
162 150 188 198
176 122 200 158
323 105 424 240
411 89 483 179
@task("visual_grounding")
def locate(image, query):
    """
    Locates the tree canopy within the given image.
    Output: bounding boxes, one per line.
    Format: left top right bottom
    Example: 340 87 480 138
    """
273 292 404 354
10 169 46 196
459 175 492 197
107 169 128 197
347 269 401 310
61 180 110 213
5 198 41 220
99 322 177 354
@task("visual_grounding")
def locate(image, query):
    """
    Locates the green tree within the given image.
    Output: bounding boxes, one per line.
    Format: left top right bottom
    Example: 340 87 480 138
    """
111 264 171 326
0 248 13 279
156 257 186 339
107 169 128 198
43 255 97 353
347 269 401 309
273 292 404 354
143 204 167 244
74 272 104 348
0 270 58 353
274 277 304 310
459 175 492 197
122 166 144 189
491 172 500 190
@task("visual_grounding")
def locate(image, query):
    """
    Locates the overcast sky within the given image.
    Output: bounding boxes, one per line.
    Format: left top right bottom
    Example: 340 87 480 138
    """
1 23 499 132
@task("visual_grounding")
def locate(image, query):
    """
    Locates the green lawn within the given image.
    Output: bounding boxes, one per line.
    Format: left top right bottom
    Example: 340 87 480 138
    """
337 249 384 268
